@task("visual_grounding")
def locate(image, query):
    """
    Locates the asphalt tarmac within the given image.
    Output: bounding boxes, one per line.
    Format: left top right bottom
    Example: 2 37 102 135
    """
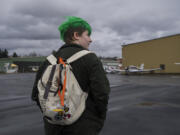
0 73 180 135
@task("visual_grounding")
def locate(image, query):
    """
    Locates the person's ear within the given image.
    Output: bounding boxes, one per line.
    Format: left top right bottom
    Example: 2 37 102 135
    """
73 32 80 40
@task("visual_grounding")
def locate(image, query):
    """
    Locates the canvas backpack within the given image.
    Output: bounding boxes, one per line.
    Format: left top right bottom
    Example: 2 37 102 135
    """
37 50 92 125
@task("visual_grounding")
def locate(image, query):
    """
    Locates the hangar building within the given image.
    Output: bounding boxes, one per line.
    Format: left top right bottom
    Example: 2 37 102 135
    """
122 34 180 74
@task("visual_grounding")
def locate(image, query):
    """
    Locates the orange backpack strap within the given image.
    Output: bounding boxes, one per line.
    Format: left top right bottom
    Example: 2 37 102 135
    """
58 58 67 106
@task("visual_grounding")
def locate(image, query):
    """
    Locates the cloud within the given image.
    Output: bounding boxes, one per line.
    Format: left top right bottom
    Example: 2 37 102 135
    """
0 0 180 57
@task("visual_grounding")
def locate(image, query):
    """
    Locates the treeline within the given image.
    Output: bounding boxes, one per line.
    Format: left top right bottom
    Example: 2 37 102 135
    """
0 48 18 58
0 48 120 59
0 49 9 58
0 48 47 58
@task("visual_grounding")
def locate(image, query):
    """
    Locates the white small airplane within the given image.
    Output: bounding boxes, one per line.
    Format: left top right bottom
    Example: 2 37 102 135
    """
103 66 123 74
31 66 39 72
105 63 164 74
4 63 18 73
121 63 164 74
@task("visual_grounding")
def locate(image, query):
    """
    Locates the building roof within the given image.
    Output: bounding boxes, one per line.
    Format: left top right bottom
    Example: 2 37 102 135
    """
122 33 180 47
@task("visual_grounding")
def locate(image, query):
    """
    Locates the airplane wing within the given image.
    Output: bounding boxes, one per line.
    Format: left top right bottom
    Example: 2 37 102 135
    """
141 68 162 72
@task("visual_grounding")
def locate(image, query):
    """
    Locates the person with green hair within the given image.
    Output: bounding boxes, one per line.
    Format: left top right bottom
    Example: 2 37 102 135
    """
59 16 91 42
31 16 110 135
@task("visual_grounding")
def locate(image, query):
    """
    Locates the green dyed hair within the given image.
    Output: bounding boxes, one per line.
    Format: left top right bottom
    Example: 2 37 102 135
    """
58 16 92 41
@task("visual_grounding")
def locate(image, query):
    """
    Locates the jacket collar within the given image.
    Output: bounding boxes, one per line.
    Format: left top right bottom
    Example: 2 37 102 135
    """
60 43 88 50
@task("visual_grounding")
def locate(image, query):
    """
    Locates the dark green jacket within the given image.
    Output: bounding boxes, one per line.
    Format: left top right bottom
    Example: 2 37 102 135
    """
31 44 110 127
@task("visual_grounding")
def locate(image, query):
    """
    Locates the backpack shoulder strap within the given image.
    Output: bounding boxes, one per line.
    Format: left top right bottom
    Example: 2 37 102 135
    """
47 54 57 65
66 50 93 64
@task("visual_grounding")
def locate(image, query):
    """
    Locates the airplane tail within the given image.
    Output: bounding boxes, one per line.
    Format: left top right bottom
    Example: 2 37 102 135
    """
139 63 144 70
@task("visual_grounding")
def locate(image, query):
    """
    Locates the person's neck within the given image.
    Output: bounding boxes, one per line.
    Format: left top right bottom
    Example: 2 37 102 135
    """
71 40 80 45
67 42 88 50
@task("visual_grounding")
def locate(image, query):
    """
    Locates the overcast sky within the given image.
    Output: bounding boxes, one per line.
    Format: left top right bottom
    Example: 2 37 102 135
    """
0 0 180 57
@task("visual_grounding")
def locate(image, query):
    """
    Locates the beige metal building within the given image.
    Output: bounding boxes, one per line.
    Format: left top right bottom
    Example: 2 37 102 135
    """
122 34 180 74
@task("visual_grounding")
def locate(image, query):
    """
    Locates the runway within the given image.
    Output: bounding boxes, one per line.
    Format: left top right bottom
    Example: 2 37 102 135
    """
0 73 180 135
